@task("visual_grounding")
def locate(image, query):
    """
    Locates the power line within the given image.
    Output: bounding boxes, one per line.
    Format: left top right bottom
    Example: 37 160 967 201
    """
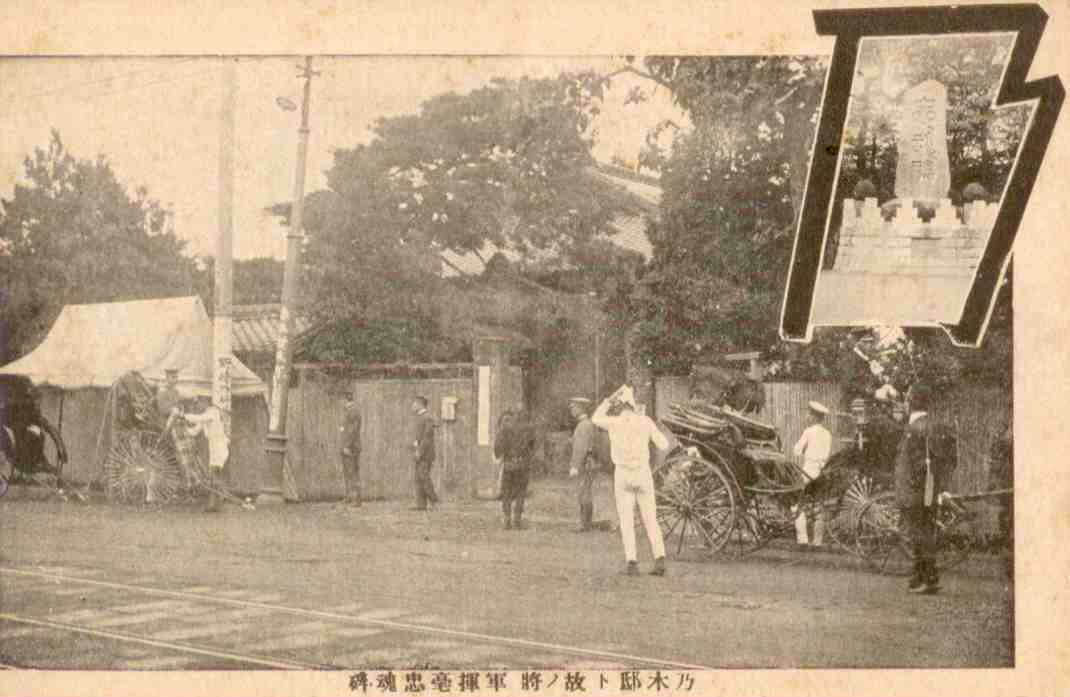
0 57 200 106
0 62 225 120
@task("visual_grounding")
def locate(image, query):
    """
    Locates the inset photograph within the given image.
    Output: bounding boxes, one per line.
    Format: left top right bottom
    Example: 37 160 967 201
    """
811 33 1031 327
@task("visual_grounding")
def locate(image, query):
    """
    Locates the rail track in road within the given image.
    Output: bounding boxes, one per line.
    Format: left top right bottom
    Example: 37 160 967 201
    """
0 566 711 671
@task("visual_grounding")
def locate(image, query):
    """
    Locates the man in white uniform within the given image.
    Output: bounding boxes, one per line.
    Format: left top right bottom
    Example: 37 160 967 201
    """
185 402 230 512
592 385 671 576
792 401 832 547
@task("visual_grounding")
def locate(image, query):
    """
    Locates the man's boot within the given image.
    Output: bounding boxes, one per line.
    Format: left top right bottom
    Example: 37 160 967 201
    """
574 504 591 533
512 499 525 530
907 560 927 592
922 561 941 594
650 556 667 577
625 560 639 576
503 500 512 529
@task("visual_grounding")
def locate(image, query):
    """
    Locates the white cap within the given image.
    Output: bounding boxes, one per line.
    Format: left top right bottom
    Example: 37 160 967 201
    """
808 401 829 415
874 384 899 402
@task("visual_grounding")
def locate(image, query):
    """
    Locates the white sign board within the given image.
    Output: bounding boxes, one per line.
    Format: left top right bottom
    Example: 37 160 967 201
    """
478 366 490 446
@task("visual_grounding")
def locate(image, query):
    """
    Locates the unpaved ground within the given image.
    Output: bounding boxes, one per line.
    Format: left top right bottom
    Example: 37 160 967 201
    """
0 475 1013 668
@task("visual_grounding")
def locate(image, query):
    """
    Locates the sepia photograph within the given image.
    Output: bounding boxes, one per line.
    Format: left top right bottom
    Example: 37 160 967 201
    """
810 32 1031 327
0 2 1066 695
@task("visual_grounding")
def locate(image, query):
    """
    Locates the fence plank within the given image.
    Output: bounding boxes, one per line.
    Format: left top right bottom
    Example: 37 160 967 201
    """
286 373 480 501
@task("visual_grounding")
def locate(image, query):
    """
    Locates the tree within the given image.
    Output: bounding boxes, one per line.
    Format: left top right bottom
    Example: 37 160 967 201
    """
273 73 637 364
0 132 203 362
610 57 826 372
198 256 286 307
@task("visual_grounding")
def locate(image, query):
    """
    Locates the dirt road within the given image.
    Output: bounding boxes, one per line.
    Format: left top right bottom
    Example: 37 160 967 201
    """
0 476 1013 669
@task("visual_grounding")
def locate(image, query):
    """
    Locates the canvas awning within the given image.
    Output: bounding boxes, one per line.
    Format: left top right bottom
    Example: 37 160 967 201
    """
0 296 267 397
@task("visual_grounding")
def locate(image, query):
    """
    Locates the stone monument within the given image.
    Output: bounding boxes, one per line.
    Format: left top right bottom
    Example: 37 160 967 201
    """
832 78 993 276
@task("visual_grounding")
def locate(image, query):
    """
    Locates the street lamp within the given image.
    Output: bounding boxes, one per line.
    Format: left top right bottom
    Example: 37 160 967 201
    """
261 57 318 505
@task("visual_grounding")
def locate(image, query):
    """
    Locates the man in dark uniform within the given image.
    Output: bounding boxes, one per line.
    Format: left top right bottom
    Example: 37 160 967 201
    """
340 395 363 506
494 410 536 529
567 397 597 532
894 383 957 594
410 395 438 511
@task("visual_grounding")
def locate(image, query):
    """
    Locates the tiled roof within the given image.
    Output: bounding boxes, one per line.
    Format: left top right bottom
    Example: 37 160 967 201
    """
440 212 655 277
231 304 313 355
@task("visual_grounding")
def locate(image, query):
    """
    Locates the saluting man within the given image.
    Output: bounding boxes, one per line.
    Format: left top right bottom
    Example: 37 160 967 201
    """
340 394 363 506
792 401 832 547
592 385 671 577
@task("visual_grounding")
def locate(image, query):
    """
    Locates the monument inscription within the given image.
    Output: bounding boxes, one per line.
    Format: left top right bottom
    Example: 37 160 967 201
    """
894 79 951 201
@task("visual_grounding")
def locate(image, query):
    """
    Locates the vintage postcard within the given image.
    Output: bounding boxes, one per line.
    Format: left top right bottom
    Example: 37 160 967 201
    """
0 2 1067 697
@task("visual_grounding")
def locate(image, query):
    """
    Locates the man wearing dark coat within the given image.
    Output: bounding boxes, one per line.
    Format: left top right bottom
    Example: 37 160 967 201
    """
340 395 363 506
894 383 957 594
567 397 598 532
410 396 438 511
494 410 536 529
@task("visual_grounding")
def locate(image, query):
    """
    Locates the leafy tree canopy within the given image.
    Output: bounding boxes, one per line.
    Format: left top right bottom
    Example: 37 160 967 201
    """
273 72 637 363
0 131 203 362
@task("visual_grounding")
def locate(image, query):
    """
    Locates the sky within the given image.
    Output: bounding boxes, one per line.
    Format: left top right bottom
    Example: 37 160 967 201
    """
0 56 686 260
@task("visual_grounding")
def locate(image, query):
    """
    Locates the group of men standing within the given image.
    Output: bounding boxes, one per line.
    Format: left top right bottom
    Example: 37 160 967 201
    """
786 384 958 595
567 386 670 577
338 394 438 510
335 378 961 594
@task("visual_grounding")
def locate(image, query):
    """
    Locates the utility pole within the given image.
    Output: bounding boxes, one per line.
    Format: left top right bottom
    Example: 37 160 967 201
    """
261 56 318 505
213 58 237 429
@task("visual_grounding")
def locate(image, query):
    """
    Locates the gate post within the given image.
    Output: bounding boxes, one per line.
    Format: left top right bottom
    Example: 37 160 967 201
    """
472 336 509 499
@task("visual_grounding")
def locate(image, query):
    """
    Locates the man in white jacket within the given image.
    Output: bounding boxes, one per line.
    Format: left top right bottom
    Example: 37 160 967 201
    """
592 385 671 576
185 401 230 512
792 401 832 546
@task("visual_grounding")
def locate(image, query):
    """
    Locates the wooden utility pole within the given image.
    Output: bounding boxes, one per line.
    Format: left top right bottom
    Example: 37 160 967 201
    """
262 57 318 505
213 58 237 424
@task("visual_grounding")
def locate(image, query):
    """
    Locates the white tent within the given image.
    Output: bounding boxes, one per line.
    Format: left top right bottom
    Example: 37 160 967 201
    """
0 296 269 489
0 296 266 396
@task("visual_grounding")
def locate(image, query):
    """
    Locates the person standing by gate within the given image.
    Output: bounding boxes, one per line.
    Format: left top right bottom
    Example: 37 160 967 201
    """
494 410 535 529
894 383 957 595
592 385 670 577
792 401 832 547
567 397 597 532
410 396 438 511
340 395 362 506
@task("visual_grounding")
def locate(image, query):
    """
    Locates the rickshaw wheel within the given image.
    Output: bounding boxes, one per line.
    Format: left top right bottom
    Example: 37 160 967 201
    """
854 490 913 576
653 449 736 559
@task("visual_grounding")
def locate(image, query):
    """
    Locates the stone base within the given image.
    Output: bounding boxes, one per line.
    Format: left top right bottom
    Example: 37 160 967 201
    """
812 270 972 326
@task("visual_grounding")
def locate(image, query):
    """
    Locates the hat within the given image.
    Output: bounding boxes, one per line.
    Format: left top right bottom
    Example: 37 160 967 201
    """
874 383 899 402
808 401 829 415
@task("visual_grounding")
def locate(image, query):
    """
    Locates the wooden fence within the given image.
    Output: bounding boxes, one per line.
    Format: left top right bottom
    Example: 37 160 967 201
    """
653 377 1011 494
285 363 525 501
287 372 477 501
